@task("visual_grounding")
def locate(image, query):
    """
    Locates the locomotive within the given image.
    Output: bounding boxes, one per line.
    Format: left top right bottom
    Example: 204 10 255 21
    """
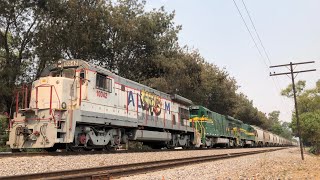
7 59 296 151
189 106 297 147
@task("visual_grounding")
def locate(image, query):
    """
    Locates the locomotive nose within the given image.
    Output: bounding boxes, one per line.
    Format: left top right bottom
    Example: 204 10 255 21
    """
16 126 32 136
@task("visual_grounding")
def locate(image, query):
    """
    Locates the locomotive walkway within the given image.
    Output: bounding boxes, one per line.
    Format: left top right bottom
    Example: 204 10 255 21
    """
0 147 286 180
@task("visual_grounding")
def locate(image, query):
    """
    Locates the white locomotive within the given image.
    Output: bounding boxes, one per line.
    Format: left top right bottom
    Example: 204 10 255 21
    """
8 59 194 151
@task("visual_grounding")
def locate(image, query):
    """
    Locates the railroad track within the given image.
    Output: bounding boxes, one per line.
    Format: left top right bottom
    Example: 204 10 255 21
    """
1 147 287 180
0 147 219 158
0 146 291 158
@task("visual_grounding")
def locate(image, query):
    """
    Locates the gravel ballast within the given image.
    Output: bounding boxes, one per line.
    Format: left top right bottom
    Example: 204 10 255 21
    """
119 147 320 180
0 147 282 177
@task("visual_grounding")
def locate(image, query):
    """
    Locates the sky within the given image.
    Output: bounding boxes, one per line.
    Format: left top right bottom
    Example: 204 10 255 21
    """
145 0 320 122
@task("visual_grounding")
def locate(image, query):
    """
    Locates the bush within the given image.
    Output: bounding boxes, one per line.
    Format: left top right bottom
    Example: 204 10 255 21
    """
309 145 320 155
128 141 152 150
0 115 10 152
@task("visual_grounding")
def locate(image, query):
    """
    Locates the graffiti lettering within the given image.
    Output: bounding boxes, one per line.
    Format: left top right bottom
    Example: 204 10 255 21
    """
140 90 162 116
165 102 170 114
127 90 171 117
128 91 135 106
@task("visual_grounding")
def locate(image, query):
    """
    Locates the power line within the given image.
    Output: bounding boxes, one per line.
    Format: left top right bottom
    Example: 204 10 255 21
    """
241 0 271 65
232 0 269 68
232 0 291 119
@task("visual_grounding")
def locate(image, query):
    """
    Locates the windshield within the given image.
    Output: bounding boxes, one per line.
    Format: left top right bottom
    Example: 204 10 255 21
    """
49 68 75 78
190 109 199 116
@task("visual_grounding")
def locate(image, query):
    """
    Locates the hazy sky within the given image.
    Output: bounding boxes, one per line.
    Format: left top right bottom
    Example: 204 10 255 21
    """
145 0 320 122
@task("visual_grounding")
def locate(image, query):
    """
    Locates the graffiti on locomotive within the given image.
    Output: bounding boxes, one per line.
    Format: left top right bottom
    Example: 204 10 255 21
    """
128 90 168 116
140 90 162 116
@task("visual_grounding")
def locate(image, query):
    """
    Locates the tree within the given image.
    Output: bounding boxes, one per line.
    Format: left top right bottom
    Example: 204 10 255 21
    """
0 0 183 113
202 62 238 115
142 49 239 116
268 111 280 124
0 115 9 151
232 93 271 128
281 80 306 97
0 0 274 134
298 111 320 148
280 122 293 139
282 80 320 154
268 110 282 133
0 0 41 113
34 0 182 82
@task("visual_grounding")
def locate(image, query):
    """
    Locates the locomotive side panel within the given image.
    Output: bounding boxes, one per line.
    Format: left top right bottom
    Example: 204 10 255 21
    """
74 64 194 148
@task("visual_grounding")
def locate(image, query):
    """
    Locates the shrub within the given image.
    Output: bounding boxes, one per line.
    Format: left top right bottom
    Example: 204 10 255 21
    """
0 115 9 152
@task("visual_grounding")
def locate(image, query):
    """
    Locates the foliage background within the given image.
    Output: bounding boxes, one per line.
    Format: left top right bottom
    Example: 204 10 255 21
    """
282 80 320 154
0 0 300 150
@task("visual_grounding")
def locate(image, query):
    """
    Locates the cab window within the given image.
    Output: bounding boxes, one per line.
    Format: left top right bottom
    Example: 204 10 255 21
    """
63 69 75 78
96 73 112 92
179 107 189 126
50 68 75 78
190 109 199 116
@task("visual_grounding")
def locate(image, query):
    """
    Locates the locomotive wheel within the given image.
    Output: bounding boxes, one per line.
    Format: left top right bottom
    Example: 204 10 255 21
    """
45 147 58 152
66 143 85 152
84 147 93 151
103 145 116 151
72 147 85 152
11 149 22 153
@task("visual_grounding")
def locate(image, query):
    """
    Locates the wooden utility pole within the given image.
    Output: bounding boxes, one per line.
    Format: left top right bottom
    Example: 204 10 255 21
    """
270 61 316 160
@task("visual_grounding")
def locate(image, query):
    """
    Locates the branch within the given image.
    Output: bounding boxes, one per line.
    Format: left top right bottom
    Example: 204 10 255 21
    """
3 19 10 61
18 15 38 60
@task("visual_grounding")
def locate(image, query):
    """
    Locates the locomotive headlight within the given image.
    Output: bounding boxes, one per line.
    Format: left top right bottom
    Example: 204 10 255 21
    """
61 102 67 109
57 60 62 68
56 80 60 84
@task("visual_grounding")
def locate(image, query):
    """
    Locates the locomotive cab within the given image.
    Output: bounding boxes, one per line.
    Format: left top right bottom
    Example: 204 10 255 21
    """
7 60 89 150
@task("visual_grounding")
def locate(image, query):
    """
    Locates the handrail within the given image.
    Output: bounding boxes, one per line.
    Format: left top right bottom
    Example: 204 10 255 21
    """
35 84 61 115
14 85 30 117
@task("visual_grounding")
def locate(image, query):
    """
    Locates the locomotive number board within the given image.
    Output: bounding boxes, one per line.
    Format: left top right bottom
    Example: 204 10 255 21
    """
63 60 79 67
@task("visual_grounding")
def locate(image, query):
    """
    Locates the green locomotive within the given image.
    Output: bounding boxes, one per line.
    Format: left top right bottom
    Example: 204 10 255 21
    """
189 105 256 147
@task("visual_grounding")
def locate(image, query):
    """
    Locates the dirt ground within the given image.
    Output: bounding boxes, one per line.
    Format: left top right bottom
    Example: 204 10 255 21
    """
119 147 320 180
277 148 320 179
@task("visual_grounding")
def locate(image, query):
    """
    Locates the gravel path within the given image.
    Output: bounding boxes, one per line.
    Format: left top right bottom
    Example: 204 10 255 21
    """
0 147 281 177
119 147 320 180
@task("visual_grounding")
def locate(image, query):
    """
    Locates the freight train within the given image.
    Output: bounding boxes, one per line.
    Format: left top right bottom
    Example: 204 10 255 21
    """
7 59 297 151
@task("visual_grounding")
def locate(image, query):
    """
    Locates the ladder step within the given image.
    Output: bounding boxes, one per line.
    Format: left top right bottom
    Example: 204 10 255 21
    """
55 138 64 143
57 129 66 133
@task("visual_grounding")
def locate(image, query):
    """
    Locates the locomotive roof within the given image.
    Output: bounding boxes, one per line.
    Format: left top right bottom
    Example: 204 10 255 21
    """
226 115 243 124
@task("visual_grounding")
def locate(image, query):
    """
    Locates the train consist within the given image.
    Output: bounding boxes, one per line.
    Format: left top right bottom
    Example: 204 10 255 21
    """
189 106 297 147
7 59 296 151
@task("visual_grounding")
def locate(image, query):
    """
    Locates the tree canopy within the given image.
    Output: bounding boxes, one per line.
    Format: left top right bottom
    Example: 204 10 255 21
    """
282 80 320 153
0 0 283 133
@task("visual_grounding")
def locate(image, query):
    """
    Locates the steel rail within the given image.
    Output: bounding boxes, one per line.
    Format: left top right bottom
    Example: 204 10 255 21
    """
0 146 292 158
0 148 220 158
0 147 227 158
0 147 287 180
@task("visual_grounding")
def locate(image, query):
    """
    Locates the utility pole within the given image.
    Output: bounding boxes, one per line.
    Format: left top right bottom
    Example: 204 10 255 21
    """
270 61 316 160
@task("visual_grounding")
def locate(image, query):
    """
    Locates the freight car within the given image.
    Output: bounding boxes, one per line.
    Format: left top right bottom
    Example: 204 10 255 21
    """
7 59 194 151
7 59 295 151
